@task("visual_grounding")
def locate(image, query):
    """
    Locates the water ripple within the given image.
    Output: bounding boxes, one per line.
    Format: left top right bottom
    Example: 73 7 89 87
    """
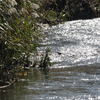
39 18 100 68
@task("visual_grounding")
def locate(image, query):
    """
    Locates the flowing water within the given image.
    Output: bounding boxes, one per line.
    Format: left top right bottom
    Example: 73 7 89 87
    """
1 18 100 100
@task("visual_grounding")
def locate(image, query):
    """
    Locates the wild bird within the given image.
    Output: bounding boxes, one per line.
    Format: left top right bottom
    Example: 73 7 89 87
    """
57 52 62 55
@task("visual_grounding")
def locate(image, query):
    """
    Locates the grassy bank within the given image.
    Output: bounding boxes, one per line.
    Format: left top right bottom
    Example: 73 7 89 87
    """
0 0 52 85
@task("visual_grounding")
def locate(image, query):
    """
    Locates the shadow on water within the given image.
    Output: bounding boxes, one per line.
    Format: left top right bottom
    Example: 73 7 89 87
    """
39 68 50 80
0 66 100 100
0 68 50 100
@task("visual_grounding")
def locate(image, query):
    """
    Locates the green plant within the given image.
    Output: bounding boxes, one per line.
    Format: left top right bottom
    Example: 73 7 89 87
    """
0 0 43 83
39 48 52 68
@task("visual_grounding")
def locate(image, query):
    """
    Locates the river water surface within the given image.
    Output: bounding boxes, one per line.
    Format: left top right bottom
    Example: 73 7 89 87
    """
1 18 100 100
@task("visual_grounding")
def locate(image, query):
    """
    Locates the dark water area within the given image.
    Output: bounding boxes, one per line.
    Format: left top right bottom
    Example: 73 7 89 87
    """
0 67 100 100
1 18 100 100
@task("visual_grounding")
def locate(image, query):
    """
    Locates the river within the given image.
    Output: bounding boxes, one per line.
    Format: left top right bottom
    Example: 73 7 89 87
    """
0 18 100 100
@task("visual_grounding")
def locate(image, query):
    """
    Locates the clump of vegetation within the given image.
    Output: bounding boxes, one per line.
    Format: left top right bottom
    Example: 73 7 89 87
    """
0 0 48 84
38 0 100 24
37 0 78 24
39 48 52 68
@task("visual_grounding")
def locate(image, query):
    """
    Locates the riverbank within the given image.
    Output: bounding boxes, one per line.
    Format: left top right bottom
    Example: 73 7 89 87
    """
0 0 44 88
39 0 100 24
